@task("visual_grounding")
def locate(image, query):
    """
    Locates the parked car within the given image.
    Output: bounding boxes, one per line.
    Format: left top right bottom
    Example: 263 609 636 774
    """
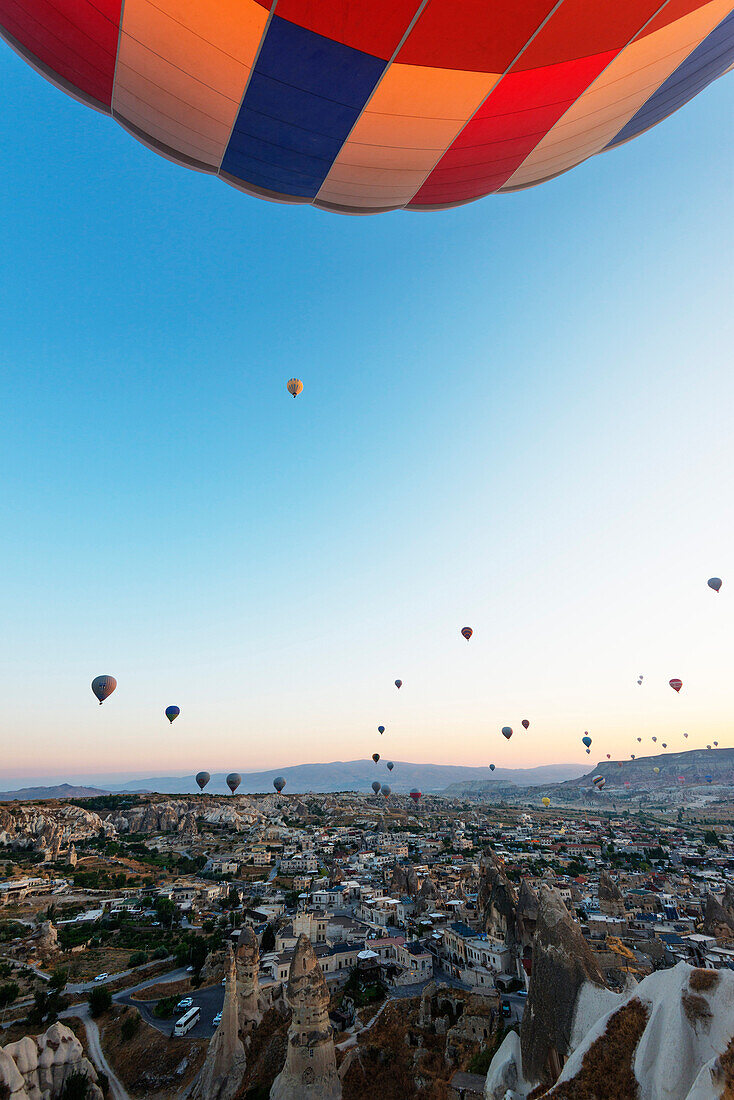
94 973 109 982
176 997 194 1011
501 1000 511 1018
213 1012 222 1026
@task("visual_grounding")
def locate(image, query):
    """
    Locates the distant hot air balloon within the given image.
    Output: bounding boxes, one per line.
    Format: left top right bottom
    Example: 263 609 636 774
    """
372 753 380 764
677 776 685 784
631 754 636 760
461 627 473 641
652 737 657 743
541 797 550 807
617 761 623 768
287 378 303 398
708 577 722 592
91 675 116 705
165 705 180 724
502 727 513 741
707 744 712 750
637 737 642 743
273 776 286 793
386 761 394 771
662 743 667 748
669 678 682 693
606 753 611 759
226 772 241 794
624 781 631 789
372 780 381 794
195 771 210 791
489 764 496 772
382 784 391 798
410 789 422 804
705 775 713 784
395 680 402 689
713 741 719 747
683 732 688 739
653 767 660 774
592 775 604 788
582 735 592 748
378 726 385 735
522 720 530 730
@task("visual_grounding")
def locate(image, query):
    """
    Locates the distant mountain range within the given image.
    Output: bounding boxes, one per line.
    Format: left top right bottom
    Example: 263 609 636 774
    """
101 759 588 796
0 783 110 802
442 746 734 797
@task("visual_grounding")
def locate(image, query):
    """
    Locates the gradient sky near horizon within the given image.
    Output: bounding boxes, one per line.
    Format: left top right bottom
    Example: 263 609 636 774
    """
0 43 732 785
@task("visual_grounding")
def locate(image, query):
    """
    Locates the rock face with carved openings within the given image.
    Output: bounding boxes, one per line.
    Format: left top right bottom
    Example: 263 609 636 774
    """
269 934 341 1100
598 871 625 918
237 925 263 1030
478 850 519 946
703 891 734 941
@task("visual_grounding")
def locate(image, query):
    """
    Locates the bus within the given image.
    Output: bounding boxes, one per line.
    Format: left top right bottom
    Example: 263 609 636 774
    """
174 1006 201 1036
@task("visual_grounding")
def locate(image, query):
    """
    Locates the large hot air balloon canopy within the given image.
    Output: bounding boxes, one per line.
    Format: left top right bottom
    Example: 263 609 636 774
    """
4 0 731 216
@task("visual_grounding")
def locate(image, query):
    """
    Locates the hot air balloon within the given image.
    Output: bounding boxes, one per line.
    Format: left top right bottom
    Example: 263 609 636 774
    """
606 753 611 759
713 741 719 747
372 780 381 794
6 4 729 218
502 727 513 741
286 378 303 398
372 753 380 764
91 675 116 705
683 732 688 738
631 754 636 760
669 679 682 693
522 720 530 730
637 737 642 743
592 775 604 788
165 705 180 724
705 775 713 784
707 744 712 750
624 781 631 789
708 577 722 592
461 627 473 641
382 784 391 797
195 771 210 791
677 776 685 784
652 737 657 743
541 797 550 807
489 764 495 772
378 726 385 735
582 735 592 748
410 789 422 804
386 761 394 771
662 743 667 748
273 776 286 793
653 766 660 774
226 772 242 794
394 680 402 689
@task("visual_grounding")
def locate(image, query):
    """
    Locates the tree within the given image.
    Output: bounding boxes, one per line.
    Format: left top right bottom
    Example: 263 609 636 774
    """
260 924 276 953
50 968 69 993
0 983 19 1009
154 897 177 929
59 1071 91 1100
88 987 112 1018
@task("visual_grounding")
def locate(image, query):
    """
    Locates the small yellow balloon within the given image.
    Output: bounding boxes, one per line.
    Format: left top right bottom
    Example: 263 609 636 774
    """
287 378 303 398
542 796 550 807
653 767 660 774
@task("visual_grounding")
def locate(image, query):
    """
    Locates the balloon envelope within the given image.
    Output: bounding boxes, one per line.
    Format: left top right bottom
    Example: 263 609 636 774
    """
372 780 381 794
382 784 391 797
522 720 530 730
386 761 394 771
705 775 713 783
394 680 402 689
708 577 722 592
226 772 242 794
582 736 592 748
541 797 550 807
286 378 303 397
273 776 286 793
372 753 380 764
653 767 660 774
501 727 513 740
195 771 210 791
5 7 728 217
410 789 422 803
489 764 495 772
165 705 180 724
669 678 683 692
91 675 116 705
461 627 473 640
378 726 385 735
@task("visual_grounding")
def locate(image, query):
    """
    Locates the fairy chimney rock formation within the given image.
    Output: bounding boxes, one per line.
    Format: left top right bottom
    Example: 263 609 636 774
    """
598 871 625 918
521 884 607 1089
478 850 518 945
270 934 341 1100
193 946 247 1100
0 1021 103 1100
703 892 734 941
516 879 539 946
237 925 262 1029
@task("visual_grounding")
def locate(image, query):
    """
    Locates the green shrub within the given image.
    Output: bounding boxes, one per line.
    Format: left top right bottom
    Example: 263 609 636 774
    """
88 988 112 1018
128 951 148 968
120 1014 140 1042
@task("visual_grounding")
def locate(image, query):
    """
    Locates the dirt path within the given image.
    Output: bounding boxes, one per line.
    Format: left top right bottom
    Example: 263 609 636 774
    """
62 1007 130 1100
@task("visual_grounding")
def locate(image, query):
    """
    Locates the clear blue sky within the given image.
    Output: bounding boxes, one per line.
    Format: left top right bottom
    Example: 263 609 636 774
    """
1 45 732 782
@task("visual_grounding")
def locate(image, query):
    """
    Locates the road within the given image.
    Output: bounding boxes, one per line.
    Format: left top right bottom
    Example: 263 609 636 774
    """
115 973 224 1040
65 956 175 995
60 1005 129 1100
